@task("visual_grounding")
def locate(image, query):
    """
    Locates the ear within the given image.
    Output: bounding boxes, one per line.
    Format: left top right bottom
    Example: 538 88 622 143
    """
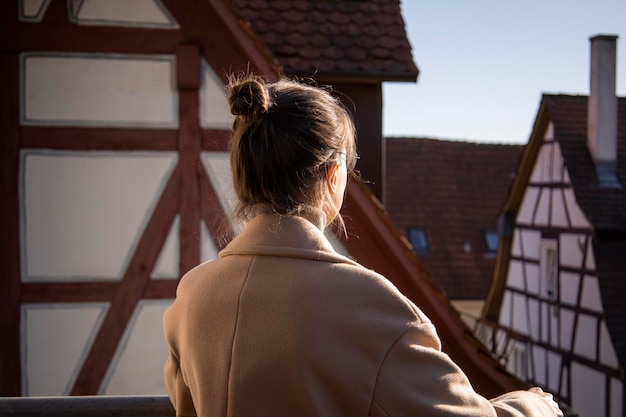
326 163 339 195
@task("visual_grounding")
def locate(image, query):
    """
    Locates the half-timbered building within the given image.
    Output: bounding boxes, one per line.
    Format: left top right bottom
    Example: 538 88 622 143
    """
1 0 526 399
480 35 625 417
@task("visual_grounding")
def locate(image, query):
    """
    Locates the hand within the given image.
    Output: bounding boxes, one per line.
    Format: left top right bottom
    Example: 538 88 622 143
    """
528 387 563 417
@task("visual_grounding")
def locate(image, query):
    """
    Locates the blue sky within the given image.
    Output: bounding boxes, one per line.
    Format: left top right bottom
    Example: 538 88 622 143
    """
383 1 626 144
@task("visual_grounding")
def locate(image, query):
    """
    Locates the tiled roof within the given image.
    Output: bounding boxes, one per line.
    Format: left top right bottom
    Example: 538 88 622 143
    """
231 0 418 81
544 94 626 370
385 138 524 300
545 95 626 234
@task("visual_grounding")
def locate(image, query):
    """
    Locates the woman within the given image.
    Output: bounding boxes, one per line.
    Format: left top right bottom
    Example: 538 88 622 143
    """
163 75 563 417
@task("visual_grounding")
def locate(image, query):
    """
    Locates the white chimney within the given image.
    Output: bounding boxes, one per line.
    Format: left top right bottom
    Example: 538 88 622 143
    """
587 34 619 187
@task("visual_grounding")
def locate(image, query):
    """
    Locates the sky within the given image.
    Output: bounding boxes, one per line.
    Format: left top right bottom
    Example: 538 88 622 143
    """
382 0 626 144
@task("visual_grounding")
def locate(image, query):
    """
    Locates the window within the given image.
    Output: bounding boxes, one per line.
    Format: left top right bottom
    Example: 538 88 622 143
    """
407 228 428 253
484 231 499 252
540 240 558 300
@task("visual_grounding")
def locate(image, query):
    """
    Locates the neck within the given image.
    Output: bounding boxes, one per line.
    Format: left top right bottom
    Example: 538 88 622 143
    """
248 204 328 231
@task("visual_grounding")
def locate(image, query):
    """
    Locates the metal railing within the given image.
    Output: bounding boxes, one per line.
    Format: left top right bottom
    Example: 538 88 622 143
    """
0 395 174 417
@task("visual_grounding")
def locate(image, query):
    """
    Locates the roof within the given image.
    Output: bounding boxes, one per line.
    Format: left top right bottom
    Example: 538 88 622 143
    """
385 138 524 300
231 0 419 82
544 94 626 370
545 95 626 235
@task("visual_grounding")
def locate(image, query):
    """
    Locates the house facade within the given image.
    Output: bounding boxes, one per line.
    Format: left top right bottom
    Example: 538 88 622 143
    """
480 35 625 417
2 0 527 400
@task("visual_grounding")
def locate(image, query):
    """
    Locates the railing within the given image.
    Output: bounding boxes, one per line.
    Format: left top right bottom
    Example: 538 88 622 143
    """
0 395 174 417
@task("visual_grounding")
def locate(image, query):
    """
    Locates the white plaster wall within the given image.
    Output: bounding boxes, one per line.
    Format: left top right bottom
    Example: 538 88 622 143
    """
102 300 171 395
540 302 550 343
517 187 539 225
533 188 550 226
571 362 606 417
527 297 540 338
574 314 597 360
529 143 548 183
200 60 233 129
74 0 178 28
559 308 575 351
507 260 525 291
585 239 596 270
550 189 569 227
20 0 50 20
531 345 546 386
511 292 528 336
525 262 540 295
563 188 590 228
580 275 603 312
511 229 522 257
22 54 177 127
546 350 561 394
152 215 179 279
550 305 560 348
21 151 177 280
559 271 580 306
201 152 239 232
559 233 586 268
600 323 619 368
200 221 219 263
610 378 623 417
550 143 565 183
21 303 108 396
520 230 541 261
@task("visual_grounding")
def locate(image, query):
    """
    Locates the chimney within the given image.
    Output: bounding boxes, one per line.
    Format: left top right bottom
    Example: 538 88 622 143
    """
587 34 619 187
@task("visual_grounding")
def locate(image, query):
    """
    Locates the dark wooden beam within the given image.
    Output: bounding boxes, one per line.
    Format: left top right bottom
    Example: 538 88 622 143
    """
161 0 280 84
0 52 22 396
176 44 202 276
70 166 181 395
21 127 178 151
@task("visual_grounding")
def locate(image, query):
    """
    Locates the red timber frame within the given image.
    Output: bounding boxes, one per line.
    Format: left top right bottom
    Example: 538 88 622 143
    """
0 0 276 396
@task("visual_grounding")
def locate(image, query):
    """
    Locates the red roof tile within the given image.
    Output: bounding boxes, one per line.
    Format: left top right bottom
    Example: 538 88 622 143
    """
385 138 524 300
231 0 418 81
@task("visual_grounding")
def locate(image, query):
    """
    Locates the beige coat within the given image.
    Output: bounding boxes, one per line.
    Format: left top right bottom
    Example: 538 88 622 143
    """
164 214 558 417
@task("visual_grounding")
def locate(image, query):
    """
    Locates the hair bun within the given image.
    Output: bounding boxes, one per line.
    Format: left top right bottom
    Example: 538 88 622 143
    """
228 77 270 121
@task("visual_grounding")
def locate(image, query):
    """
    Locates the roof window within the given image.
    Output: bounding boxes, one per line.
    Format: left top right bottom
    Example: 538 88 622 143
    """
484 231 499 252
407 228 428 253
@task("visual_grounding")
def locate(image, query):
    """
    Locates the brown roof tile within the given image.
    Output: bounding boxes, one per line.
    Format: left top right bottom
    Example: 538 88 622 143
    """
385 138 524 300
231 0 418 81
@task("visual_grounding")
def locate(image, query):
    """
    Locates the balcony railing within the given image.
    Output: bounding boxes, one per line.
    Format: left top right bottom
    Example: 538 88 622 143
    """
0 395 174 417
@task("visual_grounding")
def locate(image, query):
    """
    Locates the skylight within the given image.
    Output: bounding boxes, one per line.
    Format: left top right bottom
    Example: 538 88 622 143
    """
407 227 428 253
484 231 499 252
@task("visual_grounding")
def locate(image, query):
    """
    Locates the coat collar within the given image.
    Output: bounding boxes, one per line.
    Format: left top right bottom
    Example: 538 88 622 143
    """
220 213 358 265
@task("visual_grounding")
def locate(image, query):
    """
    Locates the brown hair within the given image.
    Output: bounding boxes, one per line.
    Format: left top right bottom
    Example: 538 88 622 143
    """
227 75 357 229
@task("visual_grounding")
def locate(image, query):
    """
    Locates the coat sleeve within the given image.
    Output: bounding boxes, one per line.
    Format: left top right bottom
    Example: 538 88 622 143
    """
164 350 196 417
371 322 562 417
163 298 197 417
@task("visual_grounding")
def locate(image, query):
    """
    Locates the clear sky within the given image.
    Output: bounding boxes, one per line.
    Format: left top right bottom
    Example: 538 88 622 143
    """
382 0 626 144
